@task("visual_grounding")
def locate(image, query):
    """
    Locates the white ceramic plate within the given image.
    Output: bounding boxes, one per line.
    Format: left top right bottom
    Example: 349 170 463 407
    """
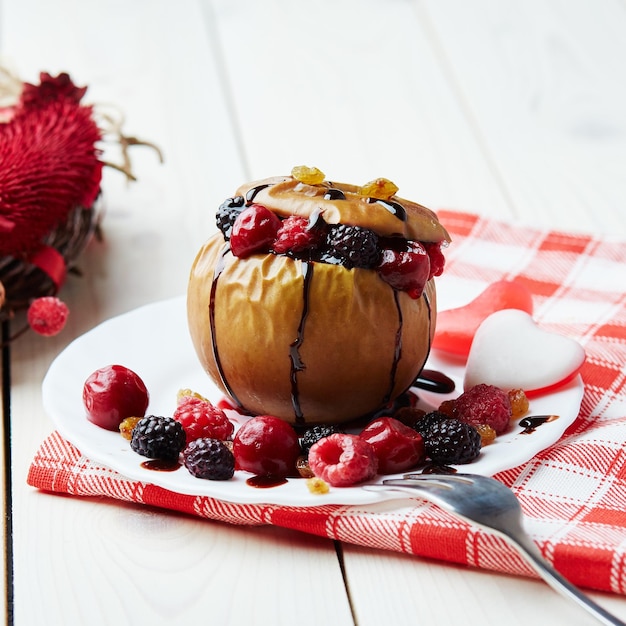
42 294 584 507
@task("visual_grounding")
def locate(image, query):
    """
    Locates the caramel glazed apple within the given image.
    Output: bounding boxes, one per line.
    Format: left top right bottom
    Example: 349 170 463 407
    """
187 166 451 426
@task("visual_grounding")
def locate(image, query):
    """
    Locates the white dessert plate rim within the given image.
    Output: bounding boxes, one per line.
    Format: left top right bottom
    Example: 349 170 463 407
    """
42 292 584 507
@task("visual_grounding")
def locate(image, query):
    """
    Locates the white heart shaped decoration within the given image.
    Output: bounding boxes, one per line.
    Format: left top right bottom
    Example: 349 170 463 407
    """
463 309 586 396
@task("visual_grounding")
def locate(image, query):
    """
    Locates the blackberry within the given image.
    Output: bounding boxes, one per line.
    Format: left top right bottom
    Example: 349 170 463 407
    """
325 224 380 269
183 438 235 480
413 410 450 437
216 195 245 239
423 418 481 465
130 415 186 461
301 424 344 457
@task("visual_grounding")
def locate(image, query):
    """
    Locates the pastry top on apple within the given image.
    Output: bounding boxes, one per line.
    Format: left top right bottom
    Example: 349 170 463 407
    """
216 166 450 299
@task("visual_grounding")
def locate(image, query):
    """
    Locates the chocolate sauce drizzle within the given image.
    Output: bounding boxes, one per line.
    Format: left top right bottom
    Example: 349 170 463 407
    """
323 188 347 201
245 183 272 205
382 291 404 405
414 369 456 394
289 261 313 425
382 289 433 407
366 197 408 222
209 243 243 408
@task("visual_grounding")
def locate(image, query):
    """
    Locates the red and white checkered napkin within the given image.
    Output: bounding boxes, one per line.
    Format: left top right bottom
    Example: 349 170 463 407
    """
28 211 626 594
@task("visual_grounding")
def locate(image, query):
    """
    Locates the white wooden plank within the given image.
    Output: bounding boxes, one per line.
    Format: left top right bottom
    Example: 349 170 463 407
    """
343 545 626 626
210 0 515 218
2 1 353 623
418 0 626 236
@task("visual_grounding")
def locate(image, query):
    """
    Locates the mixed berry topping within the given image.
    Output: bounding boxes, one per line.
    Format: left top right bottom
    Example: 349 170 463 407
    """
300 424 345 458
88 364 533 490
83 364 149 431
183 438 235 480
359 417 425 474
232 415 301 478
307 433 378 487
173 395 234 442
421 418 482 465
214 170 447 298
452 383 512 435
130 415 186 461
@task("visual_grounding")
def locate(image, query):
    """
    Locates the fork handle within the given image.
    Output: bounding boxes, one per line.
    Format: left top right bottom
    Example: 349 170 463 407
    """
506 533 625 626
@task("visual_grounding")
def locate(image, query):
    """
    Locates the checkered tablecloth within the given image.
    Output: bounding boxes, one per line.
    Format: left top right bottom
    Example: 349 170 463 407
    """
28 210 626 594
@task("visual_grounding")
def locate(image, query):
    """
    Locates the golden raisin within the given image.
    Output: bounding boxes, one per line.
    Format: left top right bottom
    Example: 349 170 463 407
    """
119 416 142 440
306 476 330 495
296 456 315 478
358 177 399 200
176 388 209 405
394 406 426 428
509 388 530 419
437 399 457 418
475 424 497 446
291 165 325 185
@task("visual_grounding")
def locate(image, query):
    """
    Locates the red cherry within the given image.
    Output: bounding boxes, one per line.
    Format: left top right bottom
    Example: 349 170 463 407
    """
230 203 282 258
83 365 149 431
360 417 425 474
377 241 431 298
232 415 301 477
433 280 534 358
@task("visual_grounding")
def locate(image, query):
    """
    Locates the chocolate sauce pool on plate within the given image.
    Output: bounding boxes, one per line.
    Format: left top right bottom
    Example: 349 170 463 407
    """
519 414 559 434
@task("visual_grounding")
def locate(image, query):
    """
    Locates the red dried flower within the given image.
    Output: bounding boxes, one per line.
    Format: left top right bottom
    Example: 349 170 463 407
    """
0 73 102 258
19 72 87 109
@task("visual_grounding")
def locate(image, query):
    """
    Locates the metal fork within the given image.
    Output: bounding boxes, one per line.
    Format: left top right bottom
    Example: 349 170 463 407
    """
367 473 625 626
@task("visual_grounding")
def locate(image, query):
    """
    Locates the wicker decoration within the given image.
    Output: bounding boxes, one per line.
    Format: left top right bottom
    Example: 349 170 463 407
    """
0 66 161 342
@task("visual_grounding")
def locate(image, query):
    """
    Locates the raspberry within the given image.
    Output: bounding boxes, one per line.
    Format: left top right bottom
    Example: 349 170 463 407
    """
423 418 482 465
325 224 380 269
183 438 235 480
272 214 326 255
232 415 301 477
83 364 150 431
27 296 69 336
173 396 234 442
300 424 345 457
377 241 431 298
423 241 446 279
216 195 245 239
230 203 282 258
308 433 378 487
360 417 425 474
454 383 512 435
130 415 186 461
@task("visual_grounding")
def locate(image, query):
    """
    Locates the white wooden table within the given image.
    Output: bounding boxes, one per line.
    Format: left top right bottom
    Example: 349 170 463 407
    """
2 1 626 624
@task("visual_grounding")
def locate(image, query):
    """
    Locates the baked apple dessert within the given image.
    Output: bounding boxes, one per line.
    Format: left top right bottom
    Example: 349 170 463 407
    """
187 167 450 426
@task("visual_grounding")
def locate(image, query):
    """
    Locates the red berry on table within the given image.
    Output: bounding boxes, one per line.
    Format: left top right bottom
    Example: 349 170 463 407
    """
359 417 425 474
232 415 301 477
173 396 234 442
377 241 431 298
27 296 69 336
308 433 378 487
229 203 282 258
83 365 149 431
